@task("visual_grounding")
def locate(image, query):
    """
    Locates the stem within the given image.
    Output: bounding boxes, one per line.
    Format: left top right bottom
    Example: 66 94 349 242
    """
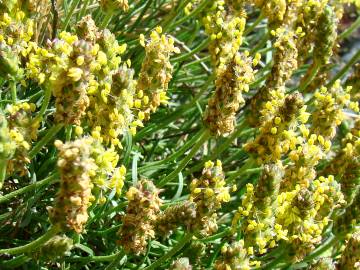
28 123 64 159
186 125 254 175
144 233 193 270
0 226 60 255
327 49 360 87
0 159 7 189
104 251 126 270
0 173 58 204
101 12 113 28
158 128 210 187
63 0 81 30
297 63 320 92
0 255 31 268
244 13 264 36
260 249 286 270
226 158 256 183
339 16 360 40
128 0 153 32
209 119 247 158
66 251 124 263
139 128 204 172
171 38 210 63
78 0 92 19
33 86 52 124
10 79 16 103
169 0 209 30
202 228 231 242
299 235 337 264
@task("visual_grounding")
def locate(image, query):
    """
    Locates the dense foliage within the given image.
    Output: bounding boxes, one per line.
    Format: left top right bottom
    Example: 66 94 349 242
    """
0 0 360 269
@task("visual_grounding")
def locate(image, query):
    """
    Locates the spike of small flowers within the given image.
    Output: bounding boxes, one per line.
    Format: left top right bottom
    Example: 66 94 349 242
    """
0 10 34 79
169 257 193 270
245 93 308 164
313 5 337 66
338 231 360 270
189 160 231 235
48 138 95 233
100 0 129 12
30 235 73 261
134 28 179 123
4 102 38 176
345 63 360 102
308 258 336 270
202 0 247 72
322 122 360 205
214 240 251 270
204 52 256 136
232 163 285 254
249 28 298 127
117 179 162 254
311 81 359 140
155 201 197 237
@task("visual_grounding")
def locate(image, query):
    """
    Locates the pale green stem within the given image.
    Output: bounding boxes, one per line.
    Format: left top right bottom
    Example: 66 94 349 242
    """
10 79 16 103
297 63 320 92
327 49 360 87
63 0 81 30
0 159 7 189
0 226 60 255
158 128 210 187
101 12 113 28
226 158 256 183
28 123 64 159
171 37 210 63
0 173 58 204
66 251 124 263
169 0 209 30
244 12 264 36
104 251 126 270
33 86 52 124
144 233 193 270
339 16 360 40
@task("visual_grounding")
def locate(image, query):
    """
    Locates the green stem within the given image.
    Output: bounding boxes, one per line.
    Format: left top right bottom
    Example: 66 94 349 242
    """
171 38 210 63
169 0 209 30
66 251 124 263
202 228 231 242
0 173 58 204
298 235 337 264
63 0 81 30
33 86 52 124
104 251 126 270
327 49 360 87
259 249 286 270
244 13 264 36
209 119 247 158
101 12 113 28
297 63 320 92
144 233 193 270
0 226 60 255
161 0 192 32
186 125 254 175
0 159 7 189
28 123 64 159
78 0 92 19
250 32 268 55
128 0 153 32
339 16 360 40
0 255 31 268
158 128 210 187
139 128 204 172
10 79 16 103
226 158 256 183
